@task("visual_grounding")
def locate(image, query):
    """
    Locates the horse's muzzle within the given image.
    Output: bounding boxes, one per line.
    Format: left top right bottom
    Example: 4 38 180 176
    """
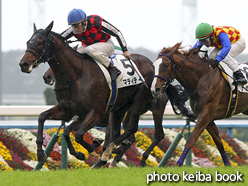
19 61 33 73
151 87 162 98
43 74 54 85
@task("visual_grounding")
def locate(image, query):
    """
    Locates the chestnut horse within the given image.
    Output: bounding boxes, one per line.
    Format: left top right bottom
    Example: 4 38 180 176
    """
19 21 155 166
151 42 248 166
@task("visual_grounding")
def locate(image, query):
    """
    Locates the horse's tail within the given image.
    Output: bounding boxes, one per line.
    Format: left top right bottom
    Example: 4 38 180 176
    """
165 84 196 122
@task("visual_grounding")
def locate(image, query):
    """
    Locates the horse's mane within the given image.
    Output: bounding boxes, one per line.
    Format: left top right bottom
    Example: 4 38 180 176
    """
161 42 208 63
50 31 92 59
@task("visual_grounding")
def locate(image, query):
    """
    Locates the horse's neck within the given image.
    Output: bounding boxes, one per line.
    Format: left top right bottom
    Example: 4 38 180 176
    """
175 57 208 93
49 39 82 84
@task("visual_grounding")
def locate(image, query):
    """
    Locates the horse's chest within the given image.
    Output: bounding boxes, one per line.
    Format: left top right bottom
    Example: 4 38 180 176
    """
58 99 78 111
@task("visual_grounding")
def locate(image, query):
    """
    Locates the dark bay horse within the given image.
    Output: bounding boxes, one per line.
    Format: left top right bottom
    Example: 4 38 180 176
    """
151 42 248 166
19 21 157 167
42 67 192 167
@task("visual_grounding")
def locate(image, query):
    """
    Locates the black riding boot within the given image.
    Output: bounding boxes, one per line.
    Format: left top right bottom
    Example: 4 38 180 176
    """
233 69 247 85
107 63 121 82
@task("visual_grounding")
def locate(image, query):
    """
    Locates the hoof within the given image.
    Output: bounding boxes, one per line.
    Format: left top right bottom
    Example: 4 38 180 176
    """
109 160 118 168
224 162 231 166
175 162 181 167
93 138 104 147
74 152 85 160
139 160 147 167
90 160 107 169
90 151 100 157
37 151 47 162
112 147 122 154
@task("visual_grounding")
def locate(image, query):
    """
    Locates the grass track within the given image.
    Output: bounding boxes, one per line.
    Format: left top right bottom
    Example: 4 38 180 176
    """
1 166 247 186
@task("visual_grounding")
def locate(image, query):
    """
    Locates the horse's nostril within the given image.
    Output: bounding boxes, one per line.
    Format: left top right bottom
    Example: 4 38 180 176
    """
156 88 160 92
20 62 29 68
47 75 52 80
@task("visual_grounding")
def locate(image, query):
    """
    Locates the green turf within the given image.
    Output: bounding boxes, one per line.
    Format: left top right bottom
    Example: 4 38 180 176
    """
0 166 246 186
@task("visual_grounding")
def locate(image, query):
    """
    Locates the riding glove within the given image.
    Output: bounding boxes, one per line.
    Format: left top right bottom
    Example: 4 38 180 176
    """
209 59 219 69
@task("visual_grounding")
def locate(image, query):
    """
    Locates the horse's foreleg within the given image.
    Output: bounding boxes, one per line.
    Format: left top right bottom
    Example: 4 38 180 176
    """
206 121 231 166
140 98 167 167
37 104 72 162
177 111 210 166
139 123 164 167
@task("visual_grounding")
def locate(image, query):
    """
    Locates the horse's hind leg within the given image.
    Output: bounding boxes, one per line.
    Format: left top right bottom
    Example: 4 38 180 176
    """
92 109 129 168
109 112 135 168
63 118 87 160
206 121 231 166
73 109 105 155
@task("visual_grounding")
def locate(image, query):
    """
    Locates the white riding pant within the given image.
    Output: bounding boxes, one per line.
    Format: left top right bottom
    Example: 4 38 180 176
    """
209 36 246 72
77 38 115 67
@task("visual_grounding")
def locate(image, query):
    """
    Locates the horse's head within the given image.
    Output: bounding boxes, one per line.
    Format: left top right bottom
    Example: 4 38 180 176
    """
43 67 55 85
19 21 54 73
151 43 182 98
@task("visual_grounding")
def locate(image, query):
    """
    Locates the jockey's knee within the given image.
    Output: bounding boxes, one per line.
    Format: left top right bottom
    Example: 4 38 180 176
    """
85 46 110 67
85 46 97 56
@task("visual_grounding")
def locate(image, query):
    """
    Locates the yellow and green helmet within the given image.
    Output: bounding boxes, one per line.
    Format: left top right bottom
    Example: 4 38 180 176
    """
195 23 214 39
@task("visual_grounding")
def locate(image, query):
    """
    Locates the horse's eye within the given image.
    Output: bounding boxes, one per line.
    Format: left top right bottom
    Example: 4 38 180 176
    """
38 41 43 46
162 63 169 68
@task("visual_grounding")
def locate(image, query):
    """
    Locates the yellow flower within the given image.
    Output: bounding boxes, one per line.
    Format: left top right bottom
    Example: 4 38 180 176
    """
0 161 13 171
201 129 239 166
135 131 164 159
0 141 12 161
145 158 159 167
46 128 89 159
68 159 90 169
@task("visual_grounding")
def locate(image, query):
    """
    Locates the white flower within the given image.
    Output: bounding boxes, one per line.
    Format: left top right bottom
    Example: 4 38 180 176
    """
207 144 219 156
233 138 248 155
23 160 49 171
107 158 128 168
7 129 37 153
136 147 158 163
88 128 105 145
0 154 11 169
163 128 186 150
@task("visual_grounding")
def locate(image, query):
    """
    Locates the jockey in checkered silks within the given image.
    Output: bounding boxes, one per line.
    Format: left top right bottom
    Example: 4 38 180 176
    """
193 23 247 85
62 8 132 82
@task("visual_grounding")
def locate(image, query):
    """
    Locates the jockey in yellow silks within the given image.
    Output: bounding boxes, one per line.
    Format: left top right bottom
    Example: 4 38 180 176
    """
193 23 247 85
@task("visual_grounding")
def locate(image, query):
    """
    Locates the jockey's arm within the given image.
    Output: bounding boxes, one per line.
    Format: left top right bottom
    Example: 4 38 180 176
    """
193 40 203 49
61 27 74 40
215 32 231 62
101 19 128 53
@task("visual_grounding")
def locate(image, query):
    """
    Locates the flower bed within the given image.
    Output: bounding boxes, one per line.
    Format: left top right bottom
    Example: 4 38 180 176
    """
0 127 248 171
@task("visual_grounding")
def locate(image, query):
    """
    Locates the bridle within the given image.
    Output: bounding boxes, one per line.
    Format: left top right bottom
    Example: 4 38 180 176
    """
25 30 83 91
25 30 69 66
154 53 188 89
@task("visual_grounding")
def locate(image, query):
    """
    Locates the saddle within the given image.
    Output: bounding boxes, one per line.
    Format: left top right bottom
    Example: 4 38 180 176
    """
219 62 248 118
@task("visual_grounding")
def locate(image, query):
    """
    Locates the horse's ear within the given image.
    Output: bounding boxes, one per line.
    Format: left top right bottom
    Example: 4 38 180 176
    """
33 23 37 32
44 21 54 35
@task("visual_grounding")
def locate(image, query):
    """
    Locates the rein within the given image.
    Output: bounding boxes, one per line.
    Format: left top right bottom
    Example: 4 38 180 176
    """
54 57 84 91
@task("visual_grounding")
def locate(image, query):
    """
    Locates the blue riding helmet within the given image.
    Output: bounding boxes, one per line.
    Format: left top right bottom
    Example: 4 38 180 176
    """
68 8 87 25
